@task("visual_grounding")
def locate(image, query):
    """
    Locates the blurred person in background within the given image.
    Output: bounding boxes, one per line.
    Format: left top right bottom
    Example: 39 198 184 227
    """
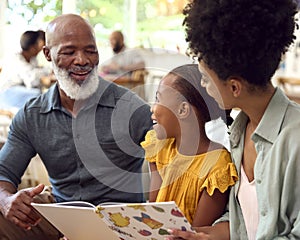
100 30 145 76
0 30 53 110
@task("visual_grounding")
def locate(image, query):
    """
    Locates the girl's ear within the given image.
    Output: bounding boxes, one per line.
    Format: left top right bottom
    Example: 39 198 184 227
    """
177 102 190 119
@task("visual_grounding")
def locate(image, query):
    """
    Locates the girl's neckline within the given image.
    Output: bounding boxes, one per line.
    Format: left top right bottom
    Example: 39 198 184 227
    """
175 147 227 158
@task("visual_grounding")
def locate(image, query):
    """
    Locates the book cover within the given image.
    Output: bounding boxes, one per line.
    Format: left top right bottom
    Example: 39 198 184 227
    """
32 201 193 240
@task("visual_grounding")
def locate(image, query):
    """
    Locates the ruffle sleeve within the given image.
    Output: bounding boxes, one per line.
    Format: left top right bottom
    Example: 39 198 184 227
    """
200 162 238 196
140 129 160 163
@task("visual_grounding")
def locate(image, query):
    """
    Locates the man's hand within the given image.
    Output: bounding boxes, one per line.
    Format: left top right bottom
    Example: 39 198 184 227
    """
0 184 45 230
101 62 121 74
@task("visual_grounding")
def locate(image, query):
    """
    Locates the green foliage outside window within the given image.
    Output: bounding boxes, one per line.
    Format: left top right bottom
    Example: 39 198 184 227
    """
6 0 186 50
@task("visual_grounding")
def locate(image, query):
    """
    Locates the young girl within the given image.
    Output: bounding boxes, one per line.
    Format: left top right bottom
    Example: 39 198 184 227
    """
141 64 238 227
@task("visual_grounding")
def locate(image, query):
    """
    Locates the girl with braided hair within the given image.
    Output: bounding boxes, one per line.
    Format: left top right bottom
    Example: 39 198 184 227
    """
141 64 237 227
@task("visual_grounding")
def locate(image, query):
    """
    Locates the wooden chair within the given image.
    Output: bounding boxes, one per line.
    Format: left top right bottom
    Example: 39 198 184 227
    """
0 109 13 140
19 154 50 189
112 69 148 100
0 110 49 189
131 69 148 84
0 109 14 119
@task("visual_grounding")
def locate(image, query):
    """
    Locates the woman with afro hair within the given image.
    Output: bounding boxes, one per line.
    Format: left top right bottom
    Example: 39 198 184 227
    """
167 0 300 239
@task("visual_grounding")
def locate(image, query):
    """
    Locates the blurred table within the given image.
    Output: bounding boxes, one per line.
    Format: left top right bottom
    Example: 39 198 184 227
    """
103 74 142 87
277 76 300 103
41 75 57 92
277 76 300 89
102 70 147 100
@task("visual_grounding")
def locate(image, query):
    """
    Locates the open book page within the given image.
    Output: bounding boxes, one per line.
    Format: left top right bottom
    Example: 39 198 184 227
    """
95 201 193 239
32 201 193 240
45 201 96 208
31 202 119 240
32 200 124 208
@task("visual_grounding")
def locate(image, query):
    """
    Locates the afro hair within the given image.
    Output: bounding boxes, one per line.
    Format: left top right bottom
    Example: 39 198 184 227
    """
183 0 298 86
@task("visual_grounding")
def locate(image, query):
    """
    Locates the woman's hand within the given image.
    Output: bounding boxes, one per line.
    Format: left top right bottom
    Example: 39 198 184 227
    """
165 222 230 240
165 228 211 240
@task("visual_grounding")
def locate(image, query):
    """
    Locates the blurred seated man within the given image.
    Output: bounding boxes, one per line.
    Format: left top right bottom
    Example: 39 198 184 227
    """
0 30 53 110
0 14 152 240
100 31 145 77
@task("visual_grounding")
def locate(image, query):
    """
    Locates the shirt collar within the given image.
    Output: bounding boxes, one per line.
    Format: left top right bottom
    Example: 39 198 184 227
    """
40 78 116 114
40 83 62 113
230 87 290 147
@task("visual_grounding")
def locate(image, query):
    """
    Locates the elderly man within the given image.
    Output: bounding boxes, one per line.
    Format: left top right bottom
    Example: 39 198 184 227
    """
0 14 152 239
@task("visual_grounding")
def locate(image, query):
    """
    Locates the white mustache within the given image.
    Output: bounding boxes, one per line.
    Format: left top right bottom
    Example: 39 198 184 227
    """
69 66 93 72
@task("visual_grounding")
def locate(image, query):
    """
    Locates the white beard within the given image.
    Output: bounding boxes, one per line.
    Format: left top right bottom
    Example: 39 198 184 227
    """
52 62 99 100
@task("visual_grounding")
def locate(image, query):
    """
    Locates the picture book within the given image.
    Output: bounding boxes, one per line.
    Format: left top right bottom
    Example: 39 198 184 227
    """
32 201 193 240
32 201 119 240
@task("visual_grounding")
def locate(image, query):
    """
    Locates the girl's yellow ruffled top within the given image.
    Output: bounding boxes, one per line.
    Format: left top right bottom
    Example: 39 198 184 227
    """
141 130 238 223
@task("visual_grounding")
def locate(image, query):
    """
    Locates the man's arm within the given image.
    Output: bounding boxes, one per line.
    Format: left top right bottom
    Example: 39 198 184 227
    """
115 49 146 73
102 60 145 73
0 181 44 230
121 60 145 72
128 95 153 145
0 107 44 230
